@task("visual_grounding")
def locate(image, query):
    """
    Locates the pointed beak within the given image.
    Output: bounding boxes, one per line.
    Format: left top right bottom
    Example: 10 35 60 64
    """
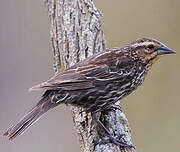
157 45 176 55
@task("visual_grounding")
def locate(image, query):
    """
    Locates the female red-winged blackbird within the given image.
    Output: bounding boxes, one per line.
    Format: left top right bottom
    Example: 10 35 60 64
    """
3 37 175 141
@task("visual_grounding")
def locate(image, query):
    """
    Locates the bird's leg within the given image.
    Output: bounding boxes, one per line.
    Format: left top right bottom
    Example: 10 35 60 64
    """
93 113 133 148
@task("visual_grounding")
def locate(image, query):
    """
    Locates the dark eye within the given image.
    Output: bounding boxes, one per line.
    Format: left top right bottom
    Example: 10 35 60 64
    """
147 44 154 49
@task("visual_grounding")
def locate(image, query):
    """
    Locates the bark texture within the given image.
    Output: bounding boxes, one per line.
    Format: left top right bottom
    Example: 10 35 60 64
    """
43 0 136 152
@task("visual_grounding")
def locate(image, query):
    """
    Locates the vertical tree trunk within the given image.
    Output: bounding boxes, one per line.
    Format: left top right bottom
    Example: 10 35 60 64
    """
43 0 136 152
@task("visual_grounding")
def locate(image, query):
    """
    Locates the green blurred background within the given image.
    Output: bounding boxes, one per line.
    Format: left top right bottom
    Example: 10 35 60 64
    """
0 1 179 152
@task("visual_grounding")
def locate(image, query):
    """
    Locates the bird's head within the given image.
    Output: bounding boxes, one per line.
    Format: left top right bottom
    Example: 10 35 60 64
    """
129 37 176 67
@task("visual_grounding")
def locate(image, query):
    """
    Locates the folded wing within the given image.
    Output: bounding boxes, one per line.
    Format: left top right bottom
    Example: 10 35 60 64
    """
29 50 135 91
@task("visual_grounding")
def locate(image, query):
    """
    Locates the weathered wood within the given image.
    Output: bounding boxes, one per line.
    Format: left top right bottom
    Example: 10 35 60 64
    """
43 0 136 151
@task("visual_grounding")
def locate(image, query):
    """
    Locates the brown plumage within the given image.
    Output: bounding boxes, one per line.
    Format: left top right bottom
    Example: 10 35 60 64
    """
3 37 175 141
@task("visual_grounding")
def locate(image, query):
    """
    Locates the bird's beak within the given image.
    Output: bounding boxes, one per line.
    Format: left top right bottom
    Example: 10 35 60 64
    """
157 45 176 55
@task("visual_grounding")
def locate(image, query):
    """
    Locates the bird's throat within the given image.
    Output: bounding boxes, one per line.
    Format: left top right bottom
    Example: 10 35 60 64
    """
147 56 160 69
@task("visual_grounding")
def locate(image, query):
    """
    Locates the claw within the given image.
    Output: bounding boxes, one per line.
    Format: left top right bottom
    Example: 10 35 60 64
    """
96 135 134 148
93 113 134 149
113 105 122 111
108 105 122 112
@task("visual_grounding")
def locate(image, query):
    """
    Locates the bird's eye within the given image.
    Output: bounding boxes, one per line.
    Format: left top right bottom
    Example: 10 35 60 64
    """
147 44 154 49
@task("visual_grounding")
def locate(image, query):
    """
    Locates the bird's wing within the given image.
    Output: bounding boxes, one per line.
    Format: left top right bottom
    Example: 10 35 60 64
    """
29 50 135 91
29 63 109 91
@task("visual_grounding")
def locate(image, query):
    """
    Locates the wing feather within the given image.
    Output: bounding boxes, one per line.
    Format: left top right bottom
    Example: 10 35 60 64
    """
29 50 135 91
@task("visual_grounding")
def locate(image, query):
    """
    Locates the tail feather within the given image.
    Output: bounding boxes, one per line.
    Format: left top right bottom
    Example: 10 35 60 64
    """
3 98 55 140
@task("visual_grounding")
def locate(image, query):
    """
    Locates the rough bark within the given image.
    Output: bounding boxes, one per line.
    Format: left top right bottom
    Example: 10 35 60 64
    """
43 0 136 152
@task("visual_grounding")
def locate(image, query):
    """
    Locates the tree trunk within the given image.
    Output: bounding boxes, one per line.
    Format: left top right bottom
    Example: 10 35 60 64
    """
43 0 136 152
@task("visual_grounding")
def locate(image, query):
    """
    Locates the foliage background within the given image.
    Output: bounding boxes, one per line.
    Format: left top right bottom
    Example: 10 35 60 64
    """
0 1 179 152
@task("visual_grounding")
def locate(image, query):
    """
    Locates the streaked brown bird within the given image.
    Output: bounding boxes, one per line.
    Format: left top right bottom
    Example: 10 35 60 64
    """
3 38 175 144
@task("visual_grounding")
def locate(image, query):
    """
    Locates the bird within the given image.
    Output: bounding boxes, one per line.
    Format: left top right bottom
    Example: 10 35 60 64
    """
3 37 175 143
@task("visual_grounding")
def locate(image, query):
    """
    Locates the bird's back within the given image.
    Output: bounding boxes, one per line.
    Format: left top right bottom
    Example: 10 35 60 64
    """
41 48 147 112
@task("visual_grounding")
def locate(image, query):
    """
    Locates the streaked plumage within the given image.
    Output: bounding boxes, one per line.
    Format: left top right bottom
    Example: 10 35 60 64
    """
3 37 175 140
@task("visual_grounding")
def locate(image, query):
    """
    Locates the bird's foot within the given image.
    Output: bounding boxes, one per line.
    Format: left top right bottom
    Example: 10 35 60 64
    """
96 134 134 148
93 113 134 149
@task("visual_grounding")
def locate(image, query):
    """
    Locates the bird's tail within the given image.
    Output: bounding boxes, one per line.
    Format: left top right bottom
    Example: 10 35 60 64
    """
3 97 56 140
